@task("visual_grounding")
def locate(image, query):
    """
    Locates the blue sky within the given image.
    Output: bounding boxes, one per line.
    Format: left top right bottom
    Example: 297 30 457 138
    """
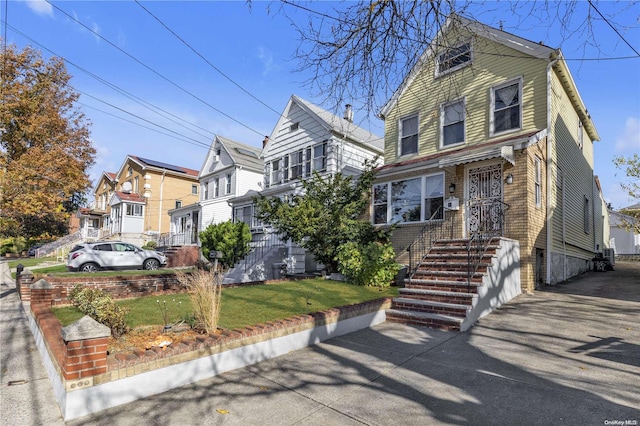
5 1 640 209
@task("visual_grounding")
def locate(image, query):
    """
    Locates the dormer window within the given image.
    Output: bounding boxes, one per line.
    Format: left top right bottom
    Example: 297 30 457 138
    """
437 42 472 76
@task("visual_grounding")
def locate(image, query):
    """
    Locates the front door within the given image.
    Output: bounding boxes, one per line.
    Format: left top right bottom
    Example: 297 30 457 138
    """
466 163 503 236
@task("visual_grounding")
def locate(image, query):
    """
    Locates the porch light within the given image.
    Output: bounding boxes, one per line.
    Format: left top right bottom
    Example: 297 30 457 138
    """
506 174 513 184
449 183 456 193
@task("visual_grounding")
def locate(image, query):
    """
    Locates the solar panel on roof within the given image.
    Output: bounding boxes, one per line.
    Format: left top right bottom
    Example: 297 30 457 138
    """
137 157 186 174
235 147 259 158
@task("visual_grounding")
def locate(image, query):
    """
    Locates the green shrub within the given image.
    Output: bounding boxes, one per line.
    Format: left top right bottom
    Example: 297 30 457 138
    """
199 220 251 269
142 241 158 250
336 241 401 287
68 284 129 338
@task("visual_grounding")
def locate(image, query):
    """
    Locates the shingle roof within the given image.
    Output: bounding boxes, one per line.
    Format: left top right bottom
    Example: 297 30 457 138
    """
292 95 384 151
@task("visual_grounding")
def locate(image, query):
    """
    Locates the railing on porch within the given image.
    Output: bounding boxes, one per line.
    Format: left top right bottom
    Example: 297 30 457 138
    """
242 231 285 273
157 232 196 247
466 199 509 291
406 206 457 281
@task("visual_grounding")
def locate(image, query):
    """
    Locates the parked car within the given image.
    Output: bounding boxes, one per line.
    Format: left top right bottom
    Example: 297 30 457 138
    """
66 241 167 272
28 244 43 257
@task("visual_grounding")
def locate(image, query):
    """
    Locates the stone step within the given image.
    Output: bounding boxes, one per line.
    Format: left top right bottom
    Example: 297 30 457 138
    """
400 288 477 304
386 309 462 331
403 279 481 292
392 297 470 317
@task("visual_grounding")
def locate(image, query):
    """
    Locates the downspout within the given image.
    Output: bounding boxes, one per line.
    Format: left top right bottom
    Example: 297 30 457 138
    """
546 53 560 285
158 171 166 233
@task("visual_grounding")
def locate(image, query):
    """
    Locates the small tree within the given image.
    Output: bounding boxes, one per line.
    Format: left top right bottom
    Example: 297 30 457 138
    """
199 220 252 268
614 154 640 233
254 158 397 277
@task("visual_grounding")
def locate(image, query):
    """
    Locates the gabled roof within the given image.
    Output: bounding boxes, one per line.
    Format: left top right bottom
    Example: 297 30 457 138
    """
110 190 146 204
93 171 117 193
379 14 599 142
263 95 384 154
217 135 263 172
120 155 199 179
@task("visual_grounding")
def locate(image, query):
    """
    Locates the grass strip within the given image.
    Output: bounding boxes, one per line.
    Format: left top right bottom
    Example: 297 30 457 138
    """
52 278 398 331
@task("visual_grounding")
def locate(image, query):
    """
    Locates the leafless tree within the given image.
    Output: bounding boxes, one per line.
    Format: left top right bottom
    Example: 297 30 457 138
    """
268 0 639 118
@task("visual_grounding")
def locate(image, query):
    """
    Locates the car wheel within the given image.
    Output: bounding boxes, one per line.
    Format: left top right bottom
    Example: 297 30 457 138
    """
80 263 100 273
144 259 160 270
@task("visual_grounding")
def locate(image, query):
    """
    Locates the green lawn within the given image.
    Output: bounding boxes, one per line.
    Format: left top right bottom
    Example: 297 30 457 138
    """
52 278 399 331
8 257 57 268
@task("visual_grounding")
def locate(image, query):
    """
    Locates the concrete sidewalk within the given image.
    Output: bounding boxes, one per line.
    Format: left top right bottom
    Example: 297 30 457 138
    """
0 260 65 426
2 261 639 425
66 262 640 425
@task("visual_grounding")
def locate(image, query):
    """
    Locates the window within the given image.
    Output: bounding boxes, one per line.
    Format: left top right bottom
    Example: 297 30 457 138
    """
289 122 299 132
491 79 522 135
399 115 418 156
373 174 444 224
225 174 232 194
424 174 444 220
437 42 471 76
534 156 542 208
203 182 209 200
284 156 290 181
127 166 132 176
134 176 139 193
215 148 221 161
373 183 388 225
577 120 583 149
392 178 422 223
305 148 312 176
442 99 465 146
125 203 143 216
271 159 281 185
175 201 182 209
192 184 198 195
234 205 252 227
313 142 327 171
290 150 303 180
584 196 590 234
213 178 219 197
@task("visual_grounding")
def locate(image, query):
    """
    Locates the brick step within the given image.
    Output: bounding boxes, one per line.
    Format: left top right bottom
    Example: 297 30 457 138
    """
392 297 470 318
386 309 462 331
404 280 481 293
417 262 490 271
424 253 495 262
411 270 484 280
430 245 500 254
399 288 477 304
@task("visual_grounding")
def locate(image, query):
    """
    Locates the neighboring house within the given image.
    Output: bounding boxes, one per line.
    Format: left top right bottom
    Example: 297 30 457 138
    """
75 171 118 240
375 14 606 300
107 155 199 246
609 206 640 255
166 135 263 247
227 94 384 282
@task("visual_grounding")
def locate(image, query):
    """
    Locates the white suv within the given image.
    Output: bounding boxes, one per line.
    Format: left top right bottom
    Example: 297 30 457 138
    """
67 241 167 273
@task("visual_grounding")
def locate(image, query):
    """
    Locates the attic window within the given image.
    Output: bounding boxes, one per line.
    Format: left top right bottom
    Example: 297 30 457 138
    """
289 122 299 132
437 42 472 76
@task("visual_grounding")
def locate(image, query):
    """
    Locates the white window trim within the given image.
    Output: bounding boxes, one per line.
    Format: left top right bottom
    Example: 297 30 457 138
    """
398 113 419 157
435 41 473 78
534 156 542 208
372 172 445 225
440 97 466 149
577 119 584 149
490 76 523 137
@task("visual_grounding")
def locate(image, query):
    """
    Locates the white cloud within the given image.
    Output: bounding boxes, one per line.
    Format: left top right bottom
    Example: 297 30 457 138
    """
257 46 278 76
25 0 53 17
615 117 640 152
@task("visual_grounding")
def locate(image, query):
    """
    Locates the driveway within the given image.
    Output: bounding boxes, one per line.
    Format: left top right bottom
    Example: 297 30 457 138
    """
64 262 640 425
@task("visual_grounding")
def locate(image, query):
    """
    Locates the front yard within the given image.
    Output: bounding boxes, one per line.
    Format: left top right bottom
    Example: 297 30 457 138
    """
52 278 399 353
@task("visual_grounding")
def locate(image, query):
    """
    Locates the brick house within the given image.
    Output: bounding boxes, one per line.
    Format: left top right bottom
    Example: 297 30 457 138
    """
374 15 607 329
